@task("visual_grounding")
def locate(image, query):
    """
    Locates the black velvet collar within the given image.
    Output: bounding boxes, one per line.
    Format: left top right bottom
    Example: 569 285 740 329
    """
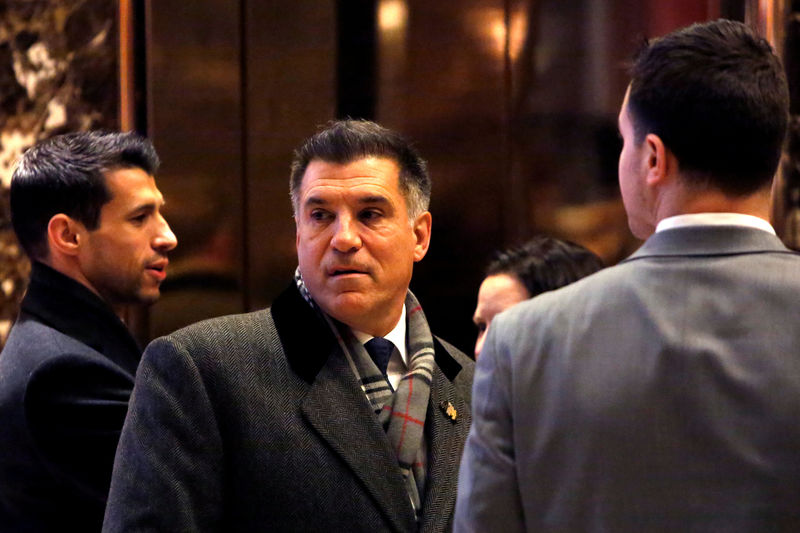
19 262 142 374
270 282 463 383
270 282 337 383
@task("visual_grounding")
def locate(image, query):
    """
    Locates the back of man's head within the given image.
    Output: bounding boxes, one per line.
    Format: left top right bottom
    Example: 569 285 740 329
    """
289 119 431 218
628 19 789 195
11 130 160 261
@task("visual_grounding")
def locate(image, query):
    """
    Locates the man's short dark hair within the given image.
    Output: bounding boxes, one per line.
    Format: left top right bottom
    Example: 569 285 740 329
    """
628 19 789 195
290 119 431 217
10 130 160 260
486 236 604 298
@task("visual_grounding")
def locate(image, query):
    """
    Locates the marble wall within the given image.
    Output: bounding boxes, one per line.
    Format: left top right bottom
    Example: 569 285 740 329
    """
0 0 119 342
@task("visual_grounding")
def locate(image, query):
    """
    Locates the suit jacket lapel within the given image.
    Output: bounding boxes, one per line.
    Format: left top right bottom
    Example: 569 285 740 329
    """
272 283 416 532
300 345 417 533
421 351 472 533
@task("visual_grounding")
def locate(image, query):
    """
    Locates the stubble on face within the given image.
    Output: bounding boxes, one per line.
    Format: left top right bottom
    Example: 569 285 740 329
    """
617 89 655 239
80 168 176 311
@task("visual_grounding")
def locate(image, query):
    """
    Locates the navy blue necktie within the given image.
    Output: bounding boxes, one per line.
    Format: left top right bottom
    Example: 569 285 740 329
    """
365 337 394 375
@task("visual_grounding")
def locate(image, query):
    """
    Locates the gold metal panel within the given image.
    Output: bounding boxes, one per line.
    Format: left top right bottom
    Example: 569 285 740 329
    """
244 0 336 309
144 0 245 338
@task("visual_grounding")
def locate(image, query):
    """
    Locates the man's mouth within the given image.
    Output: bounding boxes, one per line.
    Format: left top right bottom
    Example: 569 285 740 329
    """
145 259 169 280
328 266 367 277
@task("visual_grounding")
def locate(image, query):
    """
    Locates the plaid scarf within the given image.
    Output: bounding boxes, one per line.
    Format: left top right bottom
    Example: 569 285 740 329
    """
295 270 435 521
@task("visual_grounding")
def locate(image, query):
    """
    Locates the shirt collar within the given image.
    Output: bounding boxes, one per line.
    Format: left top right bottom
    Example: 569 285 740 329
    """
352 304 408 366
656 213 775 235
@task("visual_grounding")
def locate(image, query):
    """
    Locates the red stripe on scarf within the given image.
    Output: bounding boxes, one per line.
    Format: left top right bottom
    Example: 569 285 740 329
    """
396 378 415 453
381 405 424 426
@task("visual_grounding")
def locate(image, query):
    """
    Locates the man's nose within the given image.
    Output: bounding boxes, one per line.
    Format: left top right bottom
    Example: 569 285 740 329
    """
153 214 178 252
330 216 361 253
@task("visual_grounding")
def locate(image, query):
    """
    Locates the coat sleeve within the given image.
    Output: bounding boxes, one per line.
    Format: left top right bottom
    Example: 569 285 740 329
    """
454 322 526 533
102 336 224 532
23 355 133 529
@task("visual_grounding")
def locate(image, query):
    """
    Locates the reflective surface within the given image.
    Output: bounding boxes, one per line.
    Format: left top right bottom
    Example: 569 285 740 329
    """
145 0 244 338
143 0 736 350
372 0 722 348
773 0 800 249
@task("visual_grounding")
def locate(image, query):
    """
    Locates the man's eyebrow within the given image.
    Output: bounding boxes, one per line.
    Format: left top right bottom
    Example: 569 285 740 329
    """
303 194 390 207
128 202 155 214
128 199 163 215
303 196 327 207
358 195 389 205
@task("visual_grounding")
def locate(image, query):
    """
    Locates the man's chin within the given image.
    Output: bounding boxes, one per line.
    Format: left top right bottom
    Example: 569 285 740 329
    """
132 288 162 307
320 294 373 327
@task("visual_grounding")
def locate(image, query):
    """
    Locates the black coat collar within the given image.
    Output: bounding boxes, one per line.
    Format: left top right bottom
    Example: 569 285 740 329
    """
20 262 142 374
270 282 463 383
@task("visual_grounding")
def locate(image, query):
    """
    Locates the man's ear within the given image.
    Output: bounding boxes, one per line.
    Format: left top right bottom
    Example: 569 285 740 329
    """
412 211 432 262
47 214 83 257
643 133 673 188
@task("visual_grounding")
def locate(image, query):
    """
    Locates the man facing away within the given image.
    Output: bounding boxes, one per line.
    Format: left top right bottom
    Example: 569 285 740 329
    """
455 19 800 532
0 131 177 532
103 119 475 532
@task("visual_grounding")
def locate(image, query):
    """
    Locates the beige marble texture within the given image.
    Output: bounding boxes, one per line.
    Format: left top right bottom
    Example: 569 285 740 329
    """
0 0 119 345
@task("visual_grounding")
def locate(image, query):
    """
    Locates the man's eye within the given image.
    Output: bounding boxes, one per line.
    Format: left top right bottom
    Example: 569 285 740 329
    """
360 209 382 221
130 214 148 225
310 210 329 222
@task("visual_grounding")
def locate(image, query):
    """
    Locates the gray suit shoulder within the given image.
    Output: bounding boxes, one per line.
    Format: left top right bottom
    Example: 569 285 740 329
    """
502 264 617 317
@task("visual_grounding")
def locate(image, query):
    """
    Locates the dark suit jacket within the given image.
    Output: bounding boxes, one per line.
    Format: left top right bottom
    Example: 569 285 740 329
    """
456 226 800 533
0 262 141 532
103 282 474 532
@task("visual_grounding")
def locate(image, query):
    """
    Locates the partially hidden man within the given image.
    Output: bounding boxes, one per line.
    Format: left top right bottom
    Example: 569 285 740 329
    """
456 19 800 532
0 131 177 532
103 120 475 532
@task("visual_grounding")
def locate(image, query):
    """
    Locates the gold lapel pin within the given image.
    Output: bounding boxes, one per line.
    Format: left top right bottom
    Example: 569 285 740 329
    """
439 400 458 423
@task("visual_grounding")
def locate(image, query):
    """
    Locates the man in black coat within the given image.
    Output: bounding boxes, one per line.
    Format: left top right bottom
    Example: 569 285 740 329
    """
0 131 177 532
103 120 475 532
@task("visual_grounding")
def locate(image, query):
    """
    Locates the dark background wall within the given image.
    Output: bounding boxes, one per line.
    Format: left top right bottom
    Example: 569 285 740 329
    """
141 0 728 353
6 1 795 353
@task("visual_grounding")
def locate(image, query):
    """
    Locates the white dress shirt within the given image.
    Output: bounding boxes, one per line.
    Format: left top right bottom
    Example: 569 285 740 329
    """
656 212 775 234
352 304 407 391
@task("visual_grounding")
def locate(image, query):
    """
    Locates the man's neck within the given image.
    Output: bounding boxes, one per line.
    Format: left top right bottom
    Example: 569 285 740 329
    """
40 256 125 319
352 304 407 361
655 182 771 227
